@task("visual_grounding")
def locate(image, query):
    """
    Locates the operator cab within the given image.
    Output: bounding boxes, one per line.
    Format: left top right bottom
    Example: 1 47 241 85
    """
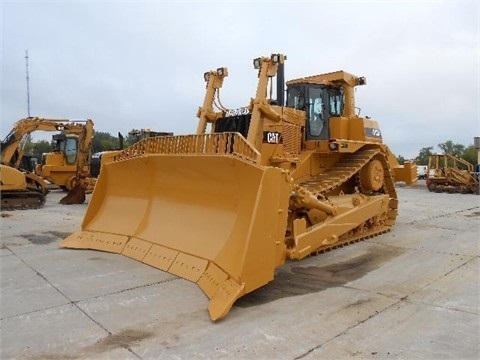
286 83 344 141
51 133 78 165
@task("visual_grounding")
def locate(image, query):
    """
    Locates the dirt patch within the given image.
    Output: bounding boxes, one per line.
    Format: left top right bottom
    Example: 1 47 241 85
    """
235 245 404 308
1 212 12 217
29 354 78 360
21 233 58 245
89 329 153 352
464 211 480 218
28 329 153 359
20 231 72 245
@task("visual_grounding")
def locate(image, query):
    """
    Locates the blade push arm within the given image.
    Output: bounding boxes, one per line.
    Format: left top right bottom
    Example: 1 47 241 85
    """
246 54 286 151
196 68 228 134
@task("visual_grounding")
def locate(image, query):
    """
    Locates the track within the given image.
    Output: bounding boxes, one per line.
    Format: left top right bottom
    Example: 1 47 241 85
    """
302 148 380 194
1 190 45 211
297 147 398 255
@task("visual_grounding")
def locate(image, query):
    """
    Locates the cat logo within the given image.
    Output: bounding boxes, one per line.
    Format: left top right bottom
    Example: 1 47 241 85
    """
263 131 283 144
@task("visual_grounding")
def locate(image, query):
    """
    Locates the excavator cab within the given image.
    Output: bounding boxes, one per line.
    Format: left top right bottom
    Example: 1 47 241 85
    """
50 133 80 165
20 154 39 173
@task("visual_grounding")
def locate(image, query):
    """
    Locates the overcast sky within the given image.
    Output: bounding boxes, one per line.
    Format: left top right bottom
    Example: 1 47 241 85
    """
1 0 478 159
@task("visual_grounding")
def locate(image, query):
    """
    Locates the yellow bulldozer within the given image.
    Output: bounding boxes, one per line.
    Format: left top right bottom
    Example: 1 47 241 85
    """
1 117 94 210
426 153 479 194
61 54 417 320
35 129 95 191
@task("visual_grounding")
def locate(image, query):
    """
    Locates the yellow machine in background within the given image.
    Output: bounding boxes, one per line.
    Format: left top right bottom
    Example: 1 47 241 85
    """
1 117 94 210
38 127 172 190
62 54 417 320
89 129 173 177
427 153 478 194
36 131 93 191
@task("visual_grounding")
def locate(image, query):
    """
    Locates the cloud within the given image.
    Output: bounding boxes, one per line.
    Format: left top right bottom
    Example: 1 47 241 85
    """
2 1 478 159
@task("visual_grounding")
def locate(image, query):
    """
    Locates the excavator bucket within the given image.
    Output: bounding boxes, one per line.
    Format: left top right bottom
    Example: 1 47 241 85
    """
61 153 292 320
59 184 86 204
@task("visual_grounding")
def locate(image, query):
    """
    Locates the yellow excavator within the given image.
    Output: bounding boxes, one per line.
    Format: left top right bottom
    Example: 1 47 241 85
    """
61 54 416 320
1 117 94 210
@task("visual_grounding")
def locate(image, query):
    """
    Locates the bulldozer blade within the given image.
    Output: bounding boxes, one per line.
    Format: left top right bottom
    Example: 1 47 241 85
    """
59 184 86 204
60 155 292 320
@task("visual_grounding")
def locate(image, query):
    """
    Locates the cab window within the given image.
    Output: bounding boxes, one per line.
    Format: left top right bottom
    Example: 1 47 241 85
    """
328 89 343 116
65 138 77 164
308 87 324 137
286 86 305 110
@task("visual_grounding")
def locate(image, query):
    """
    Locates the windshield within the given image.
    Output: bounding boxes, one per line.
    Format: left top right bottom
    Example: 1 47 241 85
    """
286 86 305 110
51 139 64 152
287 84 344 140
65 138 78 164
308 87 325 137
328 88 343 116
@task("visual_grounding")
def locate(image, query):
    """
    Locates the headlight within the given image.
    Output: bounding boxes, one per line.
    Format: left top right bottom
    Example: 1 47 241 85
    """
253 58 261 69
203 72 210 82
271 54 279 63
357 76 367 85
217 68 224 76
328 142 339 150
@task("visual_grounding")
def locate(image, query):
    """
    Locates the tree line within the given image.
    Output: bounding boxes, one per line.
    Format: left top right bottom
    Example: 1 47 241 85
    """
397 140 478 166
21 133 478 166
22 131 143 157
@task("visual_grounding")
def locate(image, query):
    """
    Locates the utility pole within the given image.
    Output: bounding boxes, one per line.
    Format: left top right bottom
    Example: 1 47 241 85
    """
25 50 31 117
474 137 480 194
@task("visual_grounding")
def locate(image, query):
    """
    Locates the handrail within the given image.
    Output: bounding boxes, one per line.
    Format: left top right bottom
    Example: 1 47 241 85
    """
115 132 260 163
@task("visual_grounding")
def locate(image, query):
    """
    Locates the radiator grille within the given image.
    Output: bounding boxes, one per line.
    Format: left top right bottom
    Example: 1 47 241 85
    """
282 122 302 156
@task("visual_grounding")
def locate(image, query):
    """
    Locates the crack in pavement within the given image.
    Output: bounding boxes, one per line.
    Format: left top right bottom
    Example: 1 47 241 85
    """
1 245 179 359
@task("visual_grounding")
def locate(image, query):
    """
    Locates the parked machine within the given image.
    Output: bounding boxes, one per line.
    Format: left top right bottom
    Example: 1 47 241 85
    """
1 117 94 210
36 130 93 191
89 129 173 177
61 54 417 320
20 154 39 173
417 165 428 180
426 153 478 194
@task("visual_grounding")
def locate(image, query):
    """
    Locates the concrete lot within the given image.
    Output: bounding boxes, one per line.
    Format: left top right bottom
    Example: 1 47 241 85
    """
1 183 479 359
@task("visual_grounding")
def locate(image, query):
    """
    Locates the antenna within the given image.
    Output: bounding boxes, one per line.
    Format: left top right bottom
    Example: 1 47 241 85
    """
25 50 31 117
